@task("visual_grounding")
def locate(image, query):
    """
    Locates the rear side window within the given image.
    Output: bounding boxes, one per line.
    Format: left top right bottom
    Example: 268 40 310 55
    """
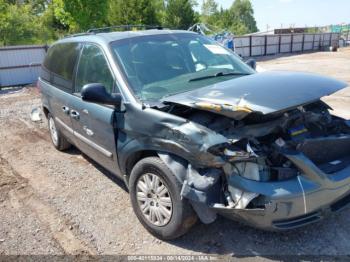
42 42 81 92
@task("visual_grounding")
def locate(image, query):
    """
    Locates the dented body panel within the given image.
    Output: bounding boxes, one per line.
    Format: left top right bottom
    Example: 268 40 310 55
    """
162 71 347 118
116 95 350 230
116 102 228 180
220 150 350 229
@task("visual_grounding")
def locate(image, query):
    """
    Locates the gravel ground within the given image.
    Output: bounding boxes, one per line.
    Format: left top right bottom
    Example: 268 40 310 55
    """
258 47 350 120
0 48 350 258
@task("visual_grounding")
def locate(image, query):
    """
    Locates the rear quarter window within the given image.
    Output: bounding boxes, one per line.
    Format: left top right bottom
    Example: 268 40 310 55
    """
42 42 81 92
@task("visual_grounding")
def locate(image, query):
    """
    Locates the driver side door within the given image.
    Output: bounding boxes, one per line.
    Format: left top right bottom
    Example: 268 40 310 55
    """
70 43 120 175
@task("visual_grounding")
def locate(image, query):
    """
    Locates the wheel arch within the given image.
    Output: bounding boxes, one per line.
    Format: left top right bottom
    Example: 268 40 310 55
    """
125 150 158 182
123 149 189 186
42 105 50 119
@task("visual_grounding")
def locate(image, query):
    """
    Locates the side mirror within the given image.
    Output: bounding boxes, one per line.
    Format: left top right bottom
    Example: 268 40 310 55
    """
245 58 256 70
81 83 121 106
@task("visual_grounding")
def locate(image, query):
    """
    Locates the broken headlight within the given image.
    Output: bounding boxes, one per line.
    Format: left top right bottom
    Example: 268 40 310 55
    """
208 141 259 162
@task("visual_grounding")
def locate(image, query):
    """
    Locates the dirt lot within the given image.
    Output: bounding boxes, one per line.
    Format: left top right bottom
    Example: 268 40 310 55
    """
258 47 350 119
0 48 350 258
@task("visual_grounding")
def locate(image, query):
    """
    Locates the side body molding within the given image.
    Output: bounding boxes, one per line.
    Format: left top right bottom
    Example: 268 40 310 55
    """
55 117 113 158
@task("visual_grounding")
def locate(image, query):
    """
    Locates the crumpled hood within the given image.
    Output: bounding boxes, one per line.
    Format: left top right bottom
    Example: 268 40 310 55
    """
162 71 348 119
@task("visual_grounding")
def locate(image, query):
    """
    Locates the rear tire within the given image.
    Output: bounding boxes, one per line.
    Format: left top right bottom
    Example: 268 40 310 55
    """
47 113 71 151
129 157 197 240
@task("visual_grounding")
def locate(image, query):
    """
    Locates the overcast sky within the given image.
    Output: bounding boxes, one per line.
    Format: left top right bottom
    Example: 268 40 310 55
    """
207 0 350 31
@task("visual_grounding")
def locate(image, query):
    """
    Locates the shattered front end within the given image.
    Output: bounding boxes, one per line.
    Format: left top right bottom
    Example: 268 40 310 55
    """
161 98 350 230
216 135 350 230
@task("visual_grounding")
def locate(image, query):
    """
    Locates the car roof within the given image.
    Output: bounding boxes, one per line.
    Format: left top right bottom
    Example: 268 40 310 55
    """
56 29 196 47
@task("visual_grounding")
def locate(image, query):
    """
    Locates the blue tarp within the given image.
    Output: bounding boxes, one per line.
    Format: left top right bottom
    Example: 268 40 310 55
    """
213 32 235 50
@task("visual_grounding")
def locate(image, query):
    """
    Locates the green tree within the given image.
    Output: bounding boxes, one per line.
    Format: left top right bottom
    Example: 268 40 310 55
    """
201 0 218 17
0 0 45 45
228 0 258 34
201 0 219 26
40 2 67 40
154 0 167 25
23 0 50 15
165 0 197 29
108 0 159 26
53 0 108 32
199 0 258 35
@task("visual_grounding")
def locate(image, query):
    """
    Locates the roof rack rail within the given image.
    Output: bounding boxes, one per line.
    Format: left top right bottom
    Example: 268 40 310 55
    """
63 25 163 39
63 32 94 39
87 25 163 34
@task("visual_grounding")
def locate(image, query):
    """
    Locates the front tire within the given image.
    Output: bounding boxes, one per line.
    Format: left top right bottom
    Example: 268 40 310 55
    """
129 157 197 240
48 113 71 151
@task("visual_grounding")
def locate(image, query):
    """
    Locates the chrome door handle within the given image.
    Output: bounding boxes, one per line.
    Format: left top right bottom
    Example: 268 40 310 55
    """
62 106 70 114
70 110 80 120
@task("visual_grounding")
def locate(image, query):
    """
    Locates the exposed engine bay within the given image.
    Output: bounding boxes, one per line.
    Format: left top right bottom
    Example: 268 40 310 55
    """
158 100 350 224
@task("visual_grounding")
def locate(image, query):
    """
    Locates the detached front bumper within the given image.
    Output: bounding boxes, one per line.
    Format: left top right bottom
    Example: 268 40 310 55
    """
214 152 350 230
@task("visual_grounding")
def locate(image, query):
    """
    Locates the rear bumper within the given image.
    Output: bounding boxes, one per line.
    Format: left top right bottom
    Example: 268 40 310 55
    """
214 152 350 230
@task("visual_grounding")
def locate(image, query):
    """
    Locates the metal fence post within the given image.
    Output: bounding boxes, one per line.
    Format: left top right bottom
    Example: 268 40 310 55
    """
321 34 325 50
278 34 281 54
302 34 305 52
290 34 293 53
249 35 252 57
264 35 267 55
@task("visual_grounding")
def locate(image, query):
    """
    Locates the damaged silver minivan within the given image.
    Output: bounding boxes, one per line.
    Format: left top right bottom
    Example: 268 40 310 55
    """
40 28 350 240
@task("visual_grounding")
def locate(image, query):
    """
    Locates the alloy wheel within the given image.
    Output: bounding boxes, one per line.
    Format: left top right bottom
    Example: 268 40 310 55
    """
136 173 173 226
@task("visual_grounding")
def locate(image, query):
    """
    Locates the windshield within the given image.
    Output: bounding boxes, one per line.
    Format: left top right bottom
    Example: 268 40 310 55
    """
110 33 255 102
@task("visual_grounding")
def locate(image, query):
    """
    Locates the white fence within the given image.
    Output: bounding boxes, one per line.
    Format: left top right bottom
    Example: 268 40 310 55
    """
0 45 48 88
233 33 341 57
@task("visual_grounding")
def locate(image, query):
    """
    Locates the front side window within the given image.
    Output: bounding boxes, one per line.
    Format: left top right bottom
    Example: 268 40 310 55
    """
75 44 114 94
110 33 255 102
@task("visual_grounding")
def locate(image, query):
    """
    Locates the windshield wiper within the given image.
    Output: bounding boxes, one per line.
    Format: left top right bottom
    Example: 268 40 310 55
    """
188 72 250 82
